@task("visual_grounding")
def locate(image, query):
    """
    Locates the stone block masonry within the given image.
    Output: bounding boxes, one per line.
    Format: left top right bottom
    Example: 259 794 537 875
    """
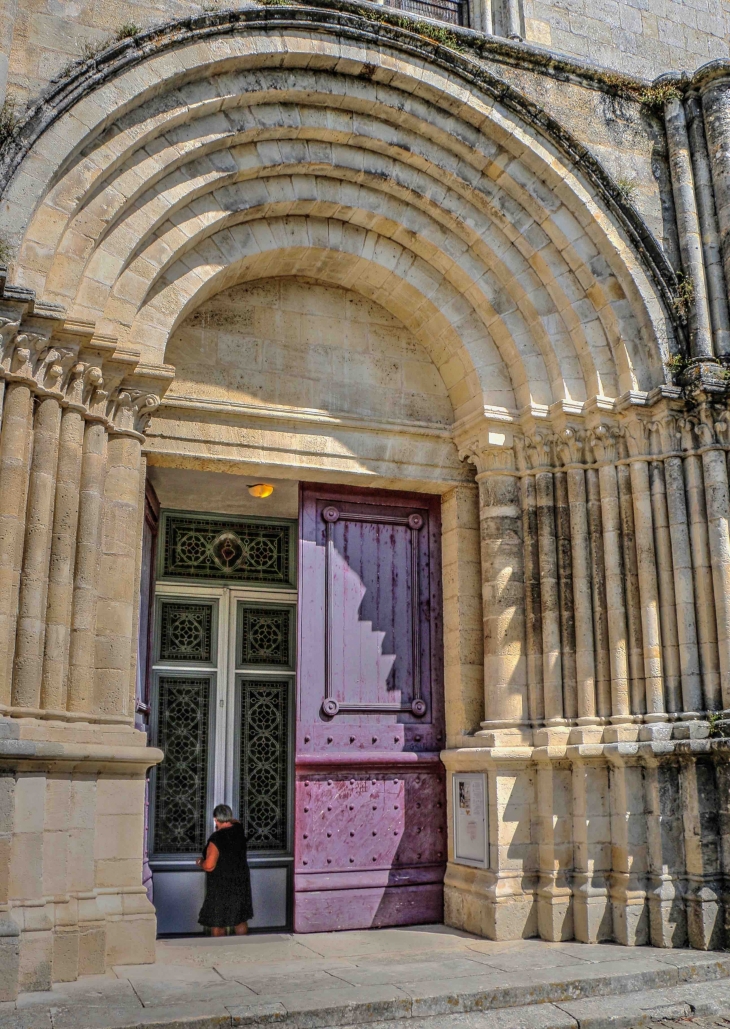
4 0 730 1003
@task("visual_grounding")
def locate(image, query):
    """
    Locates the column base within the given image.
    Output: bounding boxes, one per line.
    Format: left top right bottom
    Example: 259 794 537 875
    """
0 717 162 999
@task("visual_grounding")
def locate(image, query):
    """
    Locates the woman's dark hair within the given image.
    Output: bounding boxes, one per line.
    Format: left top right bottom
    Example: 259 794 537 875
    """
213 804 235 822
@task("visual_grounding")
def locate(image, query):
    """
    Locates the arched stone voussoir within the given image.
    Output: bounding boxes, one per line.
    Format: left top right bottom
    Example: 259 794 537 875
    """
4 11 676 403
91 181 593 406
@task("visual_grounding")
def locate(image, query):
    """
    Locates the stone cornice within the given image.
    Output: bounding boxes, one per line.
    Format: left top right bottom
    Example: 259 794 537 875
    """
455 392 730 475
0 311 168 435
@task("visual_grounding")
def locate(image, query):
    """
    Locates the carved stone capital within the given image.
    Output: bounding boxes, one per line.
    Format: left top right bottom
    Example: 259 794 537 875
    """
590 423 622 464
459 437 517 476
556 426 589 467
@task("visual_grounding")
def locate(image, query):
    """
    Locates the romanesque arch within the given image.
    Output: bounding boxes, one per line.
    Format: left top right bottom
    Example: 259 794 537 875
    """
8 7 730 994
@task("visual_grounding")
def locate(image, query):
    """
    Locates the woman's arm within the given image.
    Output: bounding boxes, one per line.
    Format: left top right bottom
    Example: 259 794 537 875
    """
196 842 220 872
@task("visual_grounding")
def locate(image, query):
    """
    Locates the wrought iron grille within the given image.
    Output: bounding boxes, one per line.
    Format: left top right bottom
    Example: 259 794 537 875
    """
154 676 211 853
159 602 213 663
386 0 468 25
161 514 293 585
239 607 291 667
240 680 289 850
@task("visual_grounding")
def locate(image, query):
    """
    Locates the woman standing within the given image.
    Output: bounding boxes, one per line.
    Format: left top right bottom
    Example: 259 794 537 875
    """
196 804 254 936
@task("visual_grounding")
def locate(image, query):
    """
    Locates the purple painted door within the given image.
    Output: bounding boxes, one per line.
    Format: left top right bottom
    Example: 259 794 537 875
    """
296 485 445 932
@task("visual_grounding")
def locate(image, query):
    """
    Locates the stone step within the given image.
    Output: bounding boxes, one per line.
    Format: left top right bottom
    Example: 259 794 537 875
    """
9 949 730 1029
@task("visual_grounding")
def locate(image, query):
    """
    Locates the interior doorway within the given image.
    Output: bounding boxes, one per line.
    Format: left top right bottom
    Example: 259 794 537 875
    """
143 473 446 936
148 508 297 934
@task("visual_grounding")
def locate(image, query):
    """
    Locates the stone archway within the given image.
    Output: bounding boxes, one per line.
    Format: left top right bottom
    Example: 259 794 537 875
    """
4 5 719 997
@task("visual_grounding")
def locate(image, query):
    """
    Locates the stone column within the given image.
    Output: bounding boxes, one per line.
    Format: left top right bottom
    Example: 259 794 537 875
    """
441 485 484 745
519 465 543 726
625 423 666 721
586 465 612 718
554 468 577 722
665 93 714 359
697 406 730 710
0 344 36 704
661 432 703 715
616 458 645 717
681 417 721 711
94 391 156 719
12 389 63 709
533 450 564 726
701 71 730 318
591 426 631 723
67 418 108 714
685 91 730 357
560 430 599 725
471 440 529 736
648 457 682 714
40 366 88 711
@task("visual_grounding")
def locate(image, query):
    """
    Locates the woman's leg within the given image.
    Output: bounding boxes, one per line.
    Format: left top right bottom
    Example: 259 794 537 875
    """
234 922 248 935
211 927 227 937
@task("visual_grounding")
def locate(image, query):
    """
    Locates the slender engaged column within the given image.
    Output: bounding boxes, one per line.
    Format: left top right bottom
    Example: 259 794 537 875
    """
616 460 645 717
40 397 85 710
685 92 730 357
11 394 62 708
701 74 730 318
586 467 611 718
628 454 666 719
664 451 704 714
698 409 730 709
566 461 598 722
665 94 714 358
648 459 682 714
0 379 34 703
94 430 144 717
521 472 544 726
67 421 107 713
555 469 577 722
476 459 528 731
592 429 631 721
536 470 564 724
682 426 721 711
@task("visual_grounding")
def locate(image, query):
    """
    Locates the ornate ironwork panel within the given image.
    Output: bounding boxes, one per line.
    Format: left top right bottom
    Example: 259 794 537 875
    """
160 513 293 585
154 676 211 854
239 607 292 667
240 679 289 851
159 601 213 663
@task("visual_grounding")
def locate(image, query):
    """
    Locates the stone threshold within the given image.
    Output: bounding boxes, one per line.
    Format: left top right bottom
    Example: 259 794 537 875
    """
5 934 730 1029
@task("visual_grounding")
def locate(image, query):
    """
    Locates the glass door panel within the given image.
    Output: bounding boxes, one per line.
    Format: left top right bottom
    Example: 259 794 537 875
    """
149 591 295 934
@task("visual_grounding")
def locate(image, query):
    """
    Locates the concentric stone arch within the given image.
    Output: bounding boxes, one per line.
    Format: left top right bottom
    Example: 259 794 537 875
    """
0 8 678 425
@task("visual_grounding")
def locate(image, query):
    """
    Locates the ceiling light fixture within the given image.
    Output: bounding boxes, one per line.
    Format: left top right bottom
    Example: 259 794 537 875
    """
247 483 274 499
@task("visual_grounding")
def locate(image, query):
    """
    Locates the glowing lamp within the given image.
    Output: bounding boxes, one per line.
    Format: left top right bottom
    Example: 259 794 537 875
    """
247 483 274 499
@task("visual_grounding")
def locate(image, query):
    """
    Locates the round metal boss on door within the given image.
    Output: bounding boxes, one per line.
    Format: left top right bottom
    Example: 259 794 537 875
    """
321 698 340 717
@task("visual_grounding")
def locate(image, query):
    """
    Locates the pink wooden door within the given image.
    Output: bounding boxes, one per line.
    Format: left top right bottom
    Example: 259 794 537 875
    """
296 485 445 932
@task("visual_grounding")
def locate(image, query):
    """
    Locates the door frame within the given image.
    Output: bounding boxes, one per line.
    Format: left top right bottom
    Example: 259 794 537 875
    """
149 580 298 931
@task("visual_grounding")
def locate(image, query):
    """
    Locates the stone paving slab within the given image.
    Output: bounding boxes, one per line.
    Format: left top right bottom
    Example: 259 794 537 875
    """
2 927 730 1029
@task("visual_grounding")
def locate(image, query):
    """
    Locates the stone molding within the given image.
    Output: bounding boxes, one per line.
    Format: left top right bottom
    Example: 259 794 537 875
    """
0 7 682 341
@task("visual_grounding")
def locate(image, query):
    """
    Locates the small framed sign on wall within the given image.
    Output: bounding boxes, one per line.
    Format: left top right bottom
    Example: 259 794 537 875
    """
452 773 488 868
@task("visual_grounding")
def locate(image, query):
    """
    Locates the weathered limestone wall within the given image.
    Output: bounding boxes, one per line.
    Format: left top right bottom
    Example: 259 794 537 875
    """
0 294 164 999
4 3 730 992
519 0 730 80
167 278 453 427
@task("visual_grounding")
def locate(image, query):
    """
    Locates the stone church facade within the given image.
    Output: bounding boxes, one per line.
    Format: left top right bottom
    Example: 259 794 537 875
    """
3 0 730 1003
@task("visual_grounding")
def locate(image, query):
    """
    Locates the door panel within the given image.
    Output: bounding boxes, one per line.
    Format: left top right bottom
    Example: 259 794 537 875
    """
296 485 445 932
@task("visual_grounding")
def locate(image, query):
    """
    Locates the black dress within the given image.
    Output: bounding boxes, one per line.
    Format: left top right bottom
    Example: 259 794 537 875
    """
198 822 254 928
